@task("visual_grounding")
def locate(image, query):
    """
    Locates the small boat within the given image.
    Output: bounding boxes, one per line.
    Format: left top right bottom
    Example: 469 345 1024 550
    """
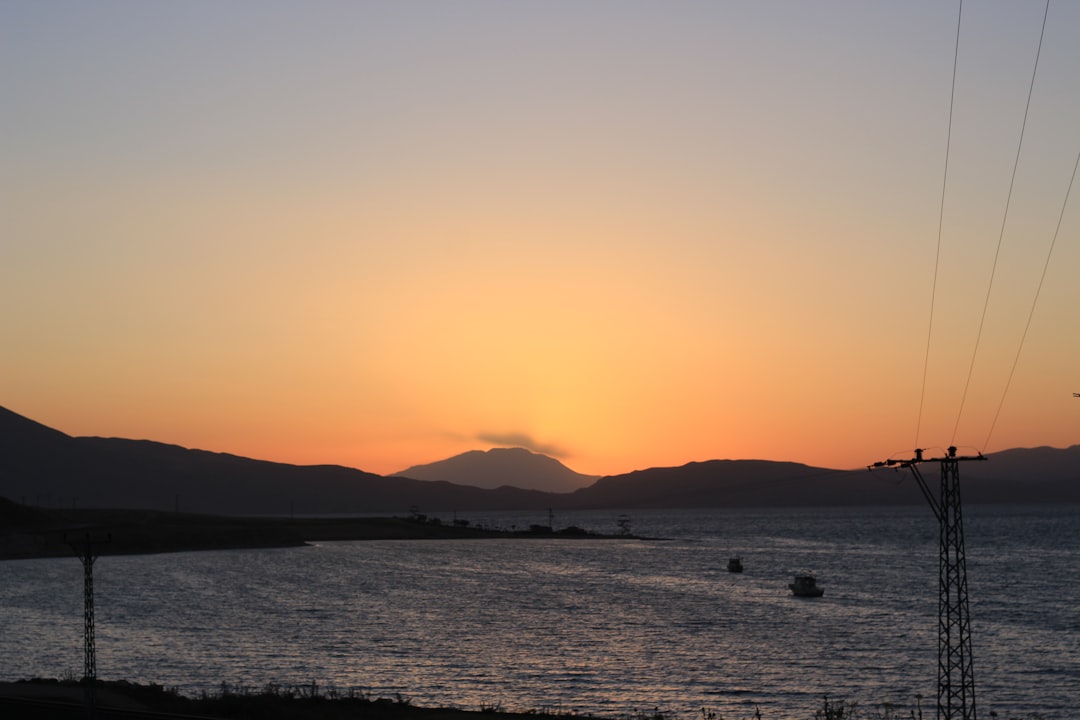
727 557 743 573
789 574 824 597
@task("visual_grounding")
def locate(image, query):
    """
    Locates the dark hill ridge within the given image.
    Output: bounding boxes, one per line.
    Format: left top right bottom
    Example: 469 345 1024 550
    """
566 452 1079 508
1 405 1077 515
567 460 859 508
393 447 599 492
0 406 555 515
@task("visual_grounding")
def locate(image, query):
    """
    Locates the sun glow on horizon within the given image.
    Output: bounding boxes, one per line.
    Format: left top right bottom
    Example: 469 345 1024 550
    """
2 2 1077 479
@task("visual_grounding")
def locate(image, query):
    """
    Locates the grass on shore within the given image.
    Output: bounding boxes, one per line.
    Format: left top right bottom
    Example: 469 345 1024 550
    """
6 678 1049 720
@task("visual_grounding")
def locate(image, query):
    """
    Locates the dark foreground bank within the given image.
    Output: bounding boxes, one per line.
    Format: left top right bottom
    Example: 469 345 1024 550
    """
0 679 1050 720
0 679 606 720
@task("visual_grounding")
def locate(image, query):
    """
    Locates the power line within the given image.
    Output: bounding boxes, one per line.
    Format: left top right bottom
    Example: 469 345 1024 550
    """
916 0 964 450
951 0 1051 445
983 149 1080 450
886 5 1060 719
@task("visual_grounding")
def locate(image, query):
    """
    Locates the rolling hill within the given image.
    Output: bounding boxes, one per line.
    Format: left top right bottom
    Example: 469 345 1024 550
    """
1 405 1077 515
0 406 554 515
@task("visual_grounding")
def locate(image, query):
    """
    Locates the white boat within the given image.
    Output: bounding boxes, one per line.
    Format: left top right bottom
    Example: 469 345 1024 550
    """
789 574 823 597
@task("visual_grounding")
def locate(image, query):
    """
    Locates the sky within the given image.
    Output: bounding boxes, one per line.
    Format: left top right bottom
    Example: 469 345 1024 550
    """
2 1 1077 478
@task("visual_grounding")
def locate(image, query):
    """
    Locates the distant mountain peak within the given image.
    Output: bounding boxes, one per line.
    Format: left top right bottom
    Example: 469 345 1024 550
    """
3 405 1076 513
393 447 599 493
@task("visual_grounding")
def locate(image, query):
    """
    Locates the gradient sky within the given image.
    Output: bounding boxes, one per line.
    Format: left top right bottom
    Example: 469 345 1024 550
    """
2 1 1077 477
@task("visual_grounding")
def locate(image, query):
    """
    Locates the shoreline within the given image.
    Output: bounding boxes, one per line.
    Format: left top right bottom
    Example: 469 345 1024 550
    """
0 678 615 720
0 505 637 561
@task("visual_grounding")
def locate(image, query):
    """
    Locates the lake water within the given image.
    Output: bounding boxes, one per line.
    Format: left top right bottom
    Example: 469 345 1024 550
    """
1 505 1077 720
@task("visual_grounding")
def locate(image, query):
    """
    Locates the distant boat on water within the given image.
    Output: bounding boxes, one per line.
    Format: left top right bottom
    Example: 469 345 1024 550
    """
789 574 823 597
727 557 743 573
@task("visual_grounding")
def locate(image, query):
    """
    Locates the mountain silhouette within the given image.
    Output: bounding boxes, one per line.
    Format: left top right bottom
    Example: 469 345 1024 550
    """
0 405 553 515
393 447 598 492
562 452 1078 508
1 405 1077 515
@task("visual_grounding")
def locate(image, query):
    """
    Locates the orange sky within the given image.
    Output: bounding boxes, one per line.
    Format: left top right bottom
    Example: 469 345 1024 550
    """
2 2 1077 477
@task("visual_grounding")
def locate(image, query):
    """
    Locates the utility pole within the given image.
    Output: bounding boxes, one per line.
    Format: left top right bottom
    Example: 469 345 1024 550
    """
66 532 110 719
871 447 985 720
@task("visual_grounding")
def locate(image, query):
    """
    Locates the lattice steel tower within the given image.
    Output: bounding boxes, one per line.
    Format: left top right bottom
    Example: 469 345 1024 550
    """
66 532 109 717
871 447 985 720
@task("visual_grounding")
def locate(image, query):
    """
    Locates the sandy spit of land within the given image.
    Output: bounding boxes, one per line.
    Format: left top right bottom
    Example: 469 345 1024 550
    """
0 505 628 561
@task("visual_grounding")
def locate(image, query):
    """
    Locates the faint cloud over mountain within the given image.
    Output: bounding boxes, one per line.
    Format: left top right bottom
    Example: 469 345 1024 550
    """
394 447 598 492
477 432 568 459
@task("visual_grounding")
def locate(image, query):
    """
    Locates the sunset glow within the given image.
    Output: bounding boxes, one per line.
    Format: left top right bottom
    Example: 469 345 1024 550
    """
2 2 1077 477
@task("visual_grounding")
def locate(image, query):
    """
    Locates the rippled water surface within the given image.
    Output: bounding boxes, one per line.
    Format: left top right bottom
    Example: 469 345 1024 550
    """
1 506 1077 719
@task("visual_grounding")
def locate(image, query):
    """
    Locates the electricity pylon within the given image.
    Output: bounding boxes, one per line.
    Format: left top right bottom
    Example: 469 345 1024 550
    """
66 532 110 718
871 446 985 720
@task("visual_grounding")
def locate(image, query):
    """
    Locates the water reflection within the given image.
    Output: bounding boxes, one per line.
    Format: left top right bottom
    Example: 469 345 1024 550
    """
0 506 1076 719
